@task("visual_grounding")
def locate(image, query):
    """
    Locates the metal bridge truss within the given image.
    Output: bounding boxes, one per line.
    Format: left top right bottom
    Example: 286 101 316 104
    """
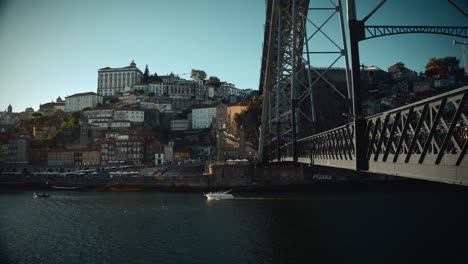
259 0 351 162
363 26 468 41
287 86 468 186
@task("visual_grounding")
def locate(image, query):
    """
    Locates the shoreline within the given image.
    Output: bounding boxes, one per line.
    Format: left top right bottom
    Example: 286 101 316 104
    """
1 178 467 193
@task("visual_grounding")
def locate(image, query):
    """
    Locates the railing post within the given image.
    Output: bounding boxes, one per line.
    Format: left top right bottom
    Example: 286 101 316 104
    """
291 0 299 162
347 0 368 171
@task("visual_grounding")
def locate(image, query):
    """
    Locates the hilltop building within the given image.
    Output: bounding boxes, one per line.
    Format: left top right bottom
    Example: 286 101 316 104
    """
98 60 144 96
39 97 65 116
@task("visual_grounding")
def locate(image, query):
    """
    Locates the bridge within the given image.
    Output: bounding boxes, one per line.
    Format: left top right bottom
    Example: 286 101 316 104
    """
258 0 468 186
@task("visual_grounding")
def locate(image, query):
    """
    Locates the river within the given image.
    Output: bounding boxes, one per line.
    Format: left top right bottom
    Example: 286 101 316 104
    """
1 181 468 264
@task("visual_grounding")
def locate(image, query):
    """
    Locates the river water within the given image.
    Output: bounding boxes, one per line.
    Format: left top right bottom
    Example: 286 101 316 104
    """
1 182 468 264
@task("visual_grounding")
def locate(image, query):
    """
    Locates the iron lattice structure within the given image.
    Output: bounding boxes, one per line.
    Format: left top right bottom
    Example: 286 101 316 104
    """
295 86 468 186
259 0 351 162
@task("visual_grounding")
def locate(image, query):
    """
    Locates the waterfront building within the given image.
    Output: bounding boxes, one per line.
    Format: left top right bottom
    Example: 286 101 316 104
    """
98 60 144 96
28 148 48 166
0 138 9 164
47 150 74 166
65 92 103 112
45 149 100 166
164 144 173 164
100 133 144 165
7 138 29 164
77 149 101 166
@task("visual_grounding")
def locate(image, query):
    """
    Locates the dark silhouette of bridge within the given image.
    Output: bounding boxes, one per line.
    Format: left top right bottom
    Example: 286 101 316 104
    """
258 0 468 186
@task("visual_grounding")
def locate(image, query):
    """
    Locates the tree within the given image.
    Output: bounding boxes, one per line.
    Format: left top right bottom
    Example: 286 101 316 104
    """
144 65 150 83
207 76 221 87
388 62 409 73
149 72 163 82
425 56 463 80
234 96 263 147
191 69 207 80
32 112 43 118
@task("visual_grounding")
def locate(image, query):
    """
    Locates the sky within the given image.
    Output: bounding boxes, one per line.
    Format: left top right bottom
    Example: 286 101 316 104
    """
0 0 466 112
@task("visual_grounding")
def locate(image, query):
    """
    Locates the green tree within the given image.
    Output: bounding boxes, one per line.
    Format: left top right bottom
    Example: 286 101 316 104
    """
144 65 150 83
207 76 221 87
388 62 409 73
32 112 43 118
234 96 263 147
425 56 463 80
191 69 207 80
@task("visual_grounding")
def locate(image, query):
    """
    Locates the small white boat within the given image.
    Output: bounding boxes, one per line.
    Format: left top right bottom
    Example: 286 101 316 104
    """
34 192 49 198
204 190 234 200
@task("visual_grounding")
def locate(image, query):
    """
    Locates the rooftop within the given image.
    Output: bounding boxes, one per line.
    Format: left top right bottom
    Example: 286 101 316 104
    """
66 92 100 98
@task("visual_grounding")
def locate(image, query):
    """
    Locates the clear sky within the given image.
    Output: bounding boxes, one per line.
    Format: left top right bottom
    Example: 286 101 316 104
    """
0 0 466 112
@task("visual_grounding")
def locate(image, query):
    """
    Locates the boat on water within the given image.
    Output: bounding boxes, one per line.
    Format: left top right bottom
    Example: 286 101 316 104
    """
204 190 234 200
51 186 82 190
34 192 49 198
110 187 143 192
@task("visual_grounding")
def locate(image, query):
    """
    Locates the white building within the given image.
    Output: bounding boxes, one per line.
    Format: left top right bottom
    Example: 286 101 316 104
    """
0 112 19 126
92 120 131 129
160 73 196 99
170 119 191 131
155 153 164 165
192 104 218 129
83 108 144 129
65 92 103 112
133 83 165 96
114 110 145 123
97 60 144 96
164 145 173 164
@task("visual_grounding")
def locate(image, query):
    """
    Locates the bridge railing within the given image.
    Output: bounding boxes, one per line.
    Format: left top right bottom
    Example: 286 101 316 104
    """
293 123 356 169
291 85 468 184
365 86 468 182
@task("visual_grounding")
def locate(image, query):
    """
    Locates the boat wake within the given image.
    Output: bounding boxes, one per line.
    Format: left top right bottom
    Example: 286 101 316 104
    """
233 197 286 200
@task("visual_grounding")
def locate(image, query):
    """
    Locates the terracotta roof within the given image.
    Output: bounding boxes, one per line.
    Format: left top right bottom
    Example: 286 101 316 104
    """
40 102 64 108
66 92 100 98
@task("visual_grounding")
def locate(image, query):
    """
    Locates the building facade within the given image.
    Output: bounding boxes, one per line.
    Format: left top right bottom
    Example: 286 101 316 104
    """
100 134 144 165
7 138 29 164
133 83 165 96
65 92 103 112
114 110 145 123
98 60 144 96
170 119 191 131
192 104 217 129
